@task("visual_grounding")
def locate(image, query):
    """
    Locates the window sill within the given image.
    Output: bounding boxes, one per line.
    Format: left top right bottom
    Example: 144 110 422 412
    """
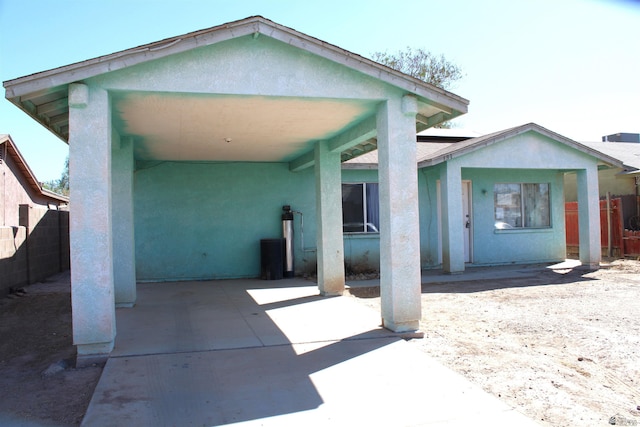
494 227 553 234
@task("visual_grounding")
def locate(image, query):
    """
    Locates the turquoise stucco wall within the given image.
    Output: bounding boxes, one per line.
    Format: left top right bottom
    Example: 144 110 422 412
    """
132 160 569 280
93 35 392 107
134 162 317 281
465 168 566 265
418 166 566 267
418 166 442 268
97 31 425 281
133 164 388 281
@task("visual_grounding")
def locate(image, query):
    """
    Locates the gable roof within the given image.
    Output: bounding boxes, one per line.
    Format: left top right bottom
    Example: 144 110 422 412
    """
3 16 469 145
344 123 624 170
417 123 624 168
0 134 69 204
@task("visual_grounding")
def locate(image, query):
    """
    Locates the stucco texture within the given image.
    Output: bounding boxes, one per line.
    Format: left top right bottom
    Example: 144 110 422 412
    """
134 161 317 281
418 131 602 268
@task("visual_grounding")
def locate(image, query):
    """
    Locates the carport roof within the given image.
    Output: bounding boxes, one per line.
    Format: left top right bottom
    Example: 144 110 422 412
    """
3 15 469 158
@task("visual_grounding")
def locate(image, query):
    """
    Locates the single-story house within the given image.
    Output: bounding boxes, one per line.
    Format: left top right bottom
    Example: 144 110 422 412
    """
3 16 616 362
1 134 68 226
343 123 622 272
1 134 69 294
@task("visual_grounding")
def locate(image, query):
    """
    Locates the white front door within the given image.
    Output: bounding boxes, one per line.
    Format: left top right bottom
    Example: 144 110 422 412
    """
462 180 472 263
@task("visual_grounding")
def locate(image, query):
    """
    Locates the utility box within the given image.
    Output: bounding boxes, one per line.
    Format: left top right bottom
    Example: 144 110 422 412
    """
260 238 284 280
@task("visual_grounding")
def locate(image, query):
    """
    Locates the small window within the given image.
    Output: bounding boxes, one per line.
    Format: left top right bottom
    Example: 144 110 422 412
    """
342 183 380 233
494 183 550 229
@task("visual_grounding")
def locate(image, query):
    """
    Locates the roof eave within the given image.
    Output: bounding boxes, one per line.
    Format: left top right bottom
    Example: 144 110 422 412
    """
1 135 68 203
418 123 624 169
4 16 468 145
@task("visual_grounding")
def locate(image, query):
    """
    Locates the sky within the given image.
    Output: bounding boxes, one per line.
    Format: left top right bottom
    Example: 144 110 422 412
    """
1 0 638 182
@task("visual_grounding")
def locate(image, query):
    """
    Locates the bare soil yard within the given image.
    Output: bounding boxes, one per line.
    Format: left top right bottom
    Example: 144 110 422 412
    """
0 272 102 427
1 261 638 426
349 259 640 426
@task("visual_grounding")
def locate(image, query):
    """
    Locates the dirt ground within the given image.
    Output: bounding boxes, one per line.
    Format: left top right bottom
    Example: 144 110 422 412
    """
349 259 640 426
1 261 638 426
0 272 102 427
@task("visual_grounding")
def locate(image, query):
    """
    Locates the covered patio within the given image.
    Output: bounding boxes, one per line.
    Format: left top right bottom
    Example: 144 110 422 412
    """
3 16 468 363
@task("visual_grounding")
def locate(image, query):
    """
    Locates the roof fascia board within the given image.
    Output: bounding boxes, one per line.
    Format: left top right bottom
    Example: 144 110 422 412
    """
4 16 468 115
2 135 68 202
258 21 469 113
3 135 41 193
418 124 624 169
4 22 259 99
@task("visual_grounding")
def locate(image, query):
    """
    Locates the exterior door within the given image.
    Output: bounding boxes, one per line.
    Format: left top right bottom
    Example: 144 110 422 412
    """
462 180 472 263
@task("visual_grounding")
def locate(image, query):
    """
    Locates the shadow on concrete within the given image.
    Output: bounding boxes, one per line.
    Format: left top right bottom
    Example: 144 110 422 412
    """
83 279 403 426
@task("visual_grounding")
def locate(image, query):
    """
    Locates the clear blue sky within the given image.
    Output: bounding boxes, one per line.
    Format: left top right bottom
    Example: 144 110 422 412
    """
1 0 638 181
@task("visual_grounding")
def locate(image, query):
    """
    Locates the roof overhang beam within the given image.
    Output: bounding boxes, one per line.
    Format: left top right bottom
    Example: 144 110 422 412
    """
289 115 377 172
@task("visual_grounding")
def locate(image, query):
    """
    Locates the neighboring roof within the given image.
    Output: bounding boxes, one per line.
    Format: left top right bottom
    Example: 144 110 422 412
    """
0 134 69 204
417 128 482 138
344 123 624 170
578 141 640 174
3 16 469 145
344 141 456 168
417 123 624 168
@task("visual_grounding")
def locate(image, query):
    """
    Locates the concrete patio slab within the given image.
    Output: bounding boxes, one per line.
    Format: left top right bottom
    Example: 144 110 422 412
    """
82 279 539 426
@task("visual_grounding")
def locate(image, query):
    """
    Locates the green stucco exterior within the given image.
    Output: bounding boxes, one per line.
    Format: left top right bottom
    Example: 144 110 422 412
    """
132 130 605 280
133 163 388 281
134 161 317 281
417 166 566 267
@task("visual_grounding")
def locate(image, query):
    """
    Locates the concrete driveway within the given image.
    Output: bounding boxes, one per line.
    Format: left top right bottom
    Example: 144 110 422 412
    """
81 277 540 426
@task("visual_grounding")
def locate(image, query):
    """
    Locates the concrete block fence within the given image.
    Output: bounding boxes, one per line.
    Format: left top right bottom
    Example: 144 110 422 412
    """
0 205 69 295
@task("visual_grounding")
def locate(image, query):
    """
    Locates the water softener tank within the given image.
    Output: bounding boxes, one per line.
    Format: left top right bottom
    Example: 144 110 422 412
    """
282 205 294 278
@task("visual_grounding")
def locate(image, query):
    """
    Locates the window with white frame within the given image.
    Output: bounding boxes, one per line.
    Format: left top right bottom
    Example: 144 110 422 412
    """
494 183 550 229
342 183 380 233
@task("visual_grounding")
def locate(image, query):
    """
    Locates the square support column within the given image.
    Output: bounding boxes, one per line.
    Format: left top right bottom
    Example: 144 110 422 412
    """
314 140 345 296
377 96 421 333
68 83 116 365
112 135 136 307
577 166 601 269
440 162 465 273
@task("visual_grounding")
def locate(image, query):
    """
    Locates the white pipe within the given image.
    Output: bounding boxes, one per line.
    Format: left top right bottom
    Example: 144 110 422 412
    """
291 210 316 253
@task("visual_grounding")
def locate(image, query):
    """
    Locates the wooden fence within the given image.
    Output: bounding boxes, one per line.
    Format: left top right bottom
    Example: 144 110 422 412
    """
624 229 640 256
565 197 640 257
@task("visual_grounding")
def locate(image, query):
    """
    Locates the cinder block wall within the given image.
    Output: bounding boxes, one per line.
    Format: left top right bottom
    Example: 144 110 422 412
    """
0 226 28 293
0 206 69 295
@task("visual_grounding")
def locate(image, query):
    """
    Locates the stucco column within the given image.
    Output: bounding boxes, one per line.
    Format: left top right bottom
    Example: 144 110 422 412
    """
577 166 601 269
440 162 465 273
377 96 421 333
68 83 116 364
314 140 345 296
112 135 136 307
